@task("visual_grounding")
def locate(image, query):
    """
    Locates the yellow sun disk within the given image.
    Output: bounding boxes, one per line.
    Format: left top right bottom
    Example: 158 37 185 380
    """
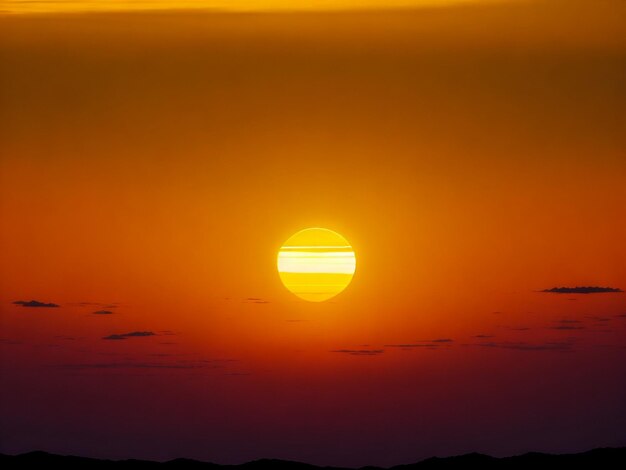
277 228 356 302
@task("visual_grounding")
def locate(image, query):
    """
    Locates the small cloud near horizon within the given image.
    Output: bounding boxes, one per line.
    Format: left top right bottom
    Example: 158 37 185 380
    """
586 315 611 322
56 361 214 370
13 300 59 308
476 341 574 352
385 344 438 349
93 310 114 315
332 349 384 356
550 319 585 330
385 339 453 349
102 331 155 340
542 286 623 294
0 338 23 345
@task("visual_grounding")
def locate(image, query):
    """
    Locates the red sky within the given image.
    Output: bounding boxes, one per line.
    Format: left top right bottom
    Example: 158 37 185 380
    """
1 1 625 466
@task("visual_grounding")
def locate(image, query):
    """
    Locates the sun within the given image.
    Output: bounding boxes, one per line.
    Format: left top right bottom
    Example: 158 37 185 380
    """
277 228 356 302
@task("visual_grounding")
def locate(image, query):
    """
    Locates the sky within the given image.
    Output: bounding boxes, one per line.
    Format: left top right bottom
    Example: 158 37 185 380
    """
1 0 511 14
1 0 625 467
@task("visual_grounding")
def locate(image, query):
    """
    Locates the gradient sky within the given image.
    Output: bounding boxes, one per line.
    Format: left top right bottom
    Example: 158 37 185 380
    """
1 0 625 467
2 0 511 14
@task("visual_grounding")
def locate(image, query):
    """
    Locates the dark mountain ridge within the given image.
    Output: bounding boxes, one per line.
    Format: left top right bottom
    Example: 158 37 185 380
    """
1 448 625 469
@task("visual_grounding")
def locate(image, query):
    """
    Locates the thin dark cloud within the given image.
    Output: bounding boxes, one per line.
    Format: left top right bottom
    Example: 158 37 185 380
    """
13 300 59 308
0 338 23 345
102 335 127 340
385 344 438 349
56 361 212 370
476 341 573 351
331 349 384 356
386 338 454 349
615 314 626 318
550 319 585 330
542 286 623 294
473 334 495 339
102 331 155 340
586 315 611 322
93 310 114 315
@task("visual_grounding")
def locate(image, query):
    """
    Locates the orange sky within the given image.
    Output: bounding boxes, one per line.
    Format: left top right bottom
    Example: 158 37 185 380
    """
1 0 625 466
2 0 513 14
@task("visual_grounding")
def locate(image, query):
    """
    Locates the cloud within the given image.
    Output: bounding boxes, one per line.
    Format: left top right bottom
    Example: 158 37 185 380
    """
586 315 611 322
385 339 454 349
331 349 384 356
57 361 214 370
473 334 495 339
93 310 114 315
13 300 59 308
542 286 623 294
244 297 269 304
102 331 155 340
615 314 626 319
0 338 23 345
476 341 573 351
550 319 585 330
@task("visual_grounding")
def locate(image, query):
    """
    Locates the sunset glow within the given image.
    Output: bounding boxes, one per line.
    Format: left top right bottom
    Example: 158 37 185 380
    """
0 0 625 467
278 228 356 302
2 0 511 14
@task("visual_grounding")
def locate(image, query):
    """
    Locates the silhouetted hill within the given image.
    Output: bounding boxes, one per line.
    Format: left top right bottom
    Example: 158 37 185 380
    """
1 448 625 469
